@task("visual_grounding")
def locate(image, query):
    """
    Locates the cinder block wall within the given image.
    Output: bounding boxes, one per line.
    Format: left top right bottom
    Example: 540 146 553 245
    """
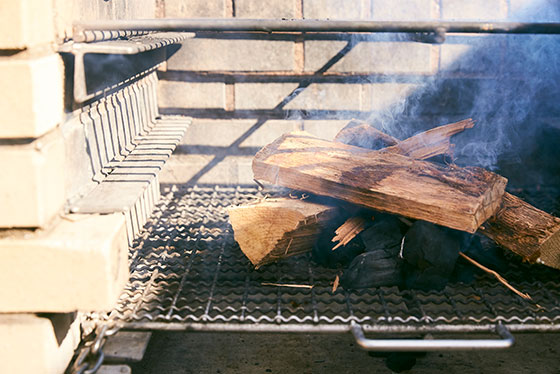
0 1 156 372
158 0 560 186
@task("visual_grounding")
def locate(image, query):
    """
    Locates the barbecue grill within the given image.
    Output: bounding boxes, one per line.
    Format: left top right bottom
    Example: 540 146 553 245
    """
62 17 560 372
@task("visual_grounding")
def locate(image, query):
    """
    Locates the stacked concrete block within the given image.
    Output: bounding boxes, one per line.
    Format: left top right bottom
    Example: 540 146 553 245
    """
0 54 64 138
0 1 157 372
0 213 129 313
0 0 56 49
0 314 81 374
0 129 66 228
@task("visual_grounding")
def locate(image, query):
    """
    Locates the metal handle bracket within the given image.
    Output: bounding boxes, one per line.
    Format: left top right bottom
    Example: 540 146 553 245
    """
351 323 514 352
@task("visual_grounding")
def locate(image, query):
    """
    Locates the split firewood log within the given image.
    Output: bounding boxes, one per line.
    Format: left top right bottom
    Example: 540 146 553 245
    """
228 197 339 268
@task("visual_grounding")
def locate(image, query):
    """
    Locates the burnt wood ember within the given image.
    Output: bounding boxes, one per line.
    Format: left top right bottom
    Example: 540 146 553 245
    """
402 221 463 291
340 250 403 289
253 131 507 233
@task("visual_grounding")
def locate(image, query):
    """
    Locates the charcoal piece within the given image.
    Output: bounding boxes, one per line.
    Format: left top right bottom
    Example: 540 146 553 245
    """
402 221 463 291
452 235 509 283
340 251 403 289
312 215 365 268
462 236 509 273
360 215 405 256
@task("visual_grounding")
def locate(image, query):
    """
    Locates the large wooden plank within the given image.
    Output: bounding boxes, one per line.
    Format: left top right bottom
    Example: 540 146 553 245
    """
253 131 507 233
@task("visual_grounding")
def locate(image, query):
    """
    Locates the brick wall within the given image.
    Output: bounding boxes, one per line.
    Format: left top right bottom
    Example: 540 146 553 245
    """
156 0 560 186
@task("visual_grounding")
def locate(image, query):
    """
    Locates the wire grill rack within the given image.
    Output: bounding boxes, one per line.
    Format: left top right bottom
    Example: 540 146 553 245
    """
99 185 560 334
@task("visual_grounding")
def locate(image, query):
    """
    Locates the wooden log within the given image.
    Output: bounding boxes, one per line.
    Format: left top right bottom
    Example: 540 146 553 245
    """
334 119 399 148
334 118 474 160
228 198 338 268
253 131 507 233
479 193 560 269
382 118 474 160
336 120 560 269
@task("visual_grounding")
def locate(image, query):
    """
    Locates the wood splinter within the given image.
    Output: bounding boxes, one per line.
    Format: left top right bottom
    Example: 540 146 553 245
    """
331 216 370 250
459 252 532 301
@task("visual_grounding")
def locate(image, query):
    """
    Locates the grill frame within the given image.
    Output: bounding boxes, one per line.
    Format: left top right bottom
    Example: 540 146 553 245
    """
96 185 560 336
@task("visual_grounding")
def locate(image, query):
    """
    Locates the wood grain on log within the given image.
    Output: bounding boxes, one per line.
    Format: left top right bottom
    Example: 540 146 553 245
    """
335 119 560 269
382 118 474 159
334 120 399 148
479 193 560 269
253 131 507 233
228 198 338 267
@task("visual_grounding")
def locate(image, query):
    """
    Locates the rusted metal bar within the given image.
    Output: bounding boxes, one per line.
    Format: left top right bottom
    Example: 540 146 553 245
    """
73 18 560 42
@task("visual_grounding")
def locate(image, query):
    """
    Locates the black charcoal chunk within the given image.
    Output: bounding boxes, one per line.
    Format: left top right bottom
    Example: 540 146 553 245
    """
360 215 405 256
340 251 403 289
402 221 463 291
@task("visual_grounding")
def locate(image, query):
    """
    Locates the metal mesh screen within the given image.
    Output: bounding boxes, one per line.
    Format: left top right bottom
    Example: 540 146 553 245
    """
100 185 560 333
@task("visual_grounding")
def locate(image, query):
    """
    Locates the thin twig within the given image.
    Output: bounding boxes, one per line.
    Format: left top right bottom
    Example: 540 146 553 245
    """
459 252 532 301
253 179 264 190
261 282 314 289
332 274 340 293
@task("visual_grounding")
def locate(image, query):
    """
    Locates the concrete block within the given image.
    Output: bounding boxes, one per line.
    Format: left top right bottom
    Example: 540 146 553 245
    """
362 83 420 112
0 313 80 374
0 54 63 138
303 0 370 19
304 41 433 74
235 83 299 110
0 213 129 312
371 0 433 20
159 81 226 109
159 154 254 185
0 0 55 48
165 0 227 17
180 119 300 148
0 129 66 228
239 120 301 147
442 0 507 20
284 83 362 110
235 0 297 18
52 0 75 41
168 39 295 71
303 120 349 140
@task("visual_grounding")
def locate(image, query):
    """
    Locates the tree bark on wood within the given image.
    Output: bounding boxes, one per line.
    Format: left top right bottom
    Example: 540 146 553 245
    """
479 193 560 269
228 198 338 268
253 131 507 233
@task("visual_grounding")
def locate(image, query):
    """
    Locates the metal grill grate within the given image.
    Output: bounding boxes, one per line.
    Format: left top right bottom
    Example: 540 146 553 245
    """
100 185 560 333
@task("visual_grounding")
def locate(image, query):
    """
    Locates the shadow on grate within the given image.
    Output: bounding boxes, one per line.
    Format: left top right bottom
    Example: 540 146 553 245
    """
99 184 560 334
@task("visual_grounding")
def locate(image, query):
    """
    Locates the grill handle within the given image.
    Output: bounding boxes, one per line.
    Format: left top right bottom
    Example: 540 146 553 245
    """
351 323 514 351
